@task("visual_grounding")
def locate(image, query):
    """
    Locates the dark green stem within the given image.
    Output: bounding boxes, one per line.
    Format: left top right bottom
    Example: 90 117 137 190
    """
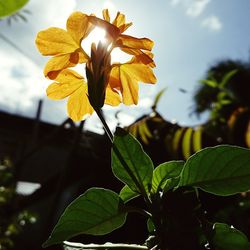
95 109 113 142
95 108 151 205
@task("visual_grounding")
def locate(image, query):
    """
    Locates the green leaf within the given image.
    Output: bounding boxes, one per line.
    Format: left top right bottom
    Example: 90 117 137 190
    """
212 223 250 250
147 218 155 234
220 69 238 88
179 145 250 196
112 128 154 195
152 88 167 110
43 188 127 247
151 161 184 193
119 185 140 203
0 0 29 18
200 79 218 88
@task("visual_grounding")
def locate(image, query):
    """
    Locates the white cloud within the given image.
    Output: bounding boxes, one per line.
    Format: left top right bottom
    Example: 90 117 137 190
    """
170 0 211 18
186 0 211 17
201 15 222 31
0 42 46 115
170 0 181 6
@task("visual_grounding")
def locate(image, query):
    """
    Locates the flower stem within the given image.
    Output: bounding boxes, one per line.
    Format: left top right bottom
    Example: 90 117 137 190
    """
95 109 113 142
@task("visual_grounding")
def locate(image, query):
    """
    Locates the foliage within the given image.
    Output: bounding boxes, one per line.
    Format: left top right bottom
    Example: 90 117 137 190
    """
44 129 250 249
0 157 36 250
0 0 29 19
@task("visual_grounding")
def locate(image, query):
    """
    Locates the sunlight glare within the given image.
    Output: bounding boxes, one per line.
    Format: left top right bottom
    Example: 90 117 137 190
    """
111 48 132 64
103 1 116 15
81 27 107 55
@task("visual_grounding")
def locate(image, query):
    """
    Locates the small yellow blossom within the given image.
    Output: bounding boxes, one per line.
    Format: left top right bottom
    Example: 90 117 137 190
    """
36 9 156 121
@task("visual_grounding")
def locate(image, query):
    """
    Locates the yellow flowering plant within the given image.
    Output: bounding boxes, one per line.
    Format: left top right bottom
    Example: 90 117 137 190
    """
36 9 250 250
36 9 156 122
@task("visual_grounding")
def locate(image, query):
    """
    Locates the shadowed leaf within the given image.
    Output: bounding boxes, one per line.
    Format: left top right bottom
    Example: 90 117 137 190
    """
179 145 250 196
43 188 127 247
112 128 154 195
212 223 250 250
152 161 184 193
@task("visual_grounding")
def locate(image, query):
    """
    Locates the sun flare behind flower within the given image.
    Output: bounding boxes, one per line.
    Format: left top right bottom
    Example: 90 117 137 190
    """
35 9 156 121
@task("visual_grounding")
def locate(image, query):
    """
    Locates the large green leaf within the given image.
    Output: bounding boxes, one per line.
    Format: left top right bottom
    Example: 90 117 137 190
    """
0 0 29 18
112 128 154 195
151 161 184 193
179 145 250 196
212 223 250 250
43 188 127 247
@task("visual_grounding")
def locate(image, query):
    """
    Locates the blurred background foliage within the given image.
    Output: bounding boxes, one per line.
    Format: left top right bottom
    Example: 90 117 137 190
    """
0 0 30 25
0 157 36 250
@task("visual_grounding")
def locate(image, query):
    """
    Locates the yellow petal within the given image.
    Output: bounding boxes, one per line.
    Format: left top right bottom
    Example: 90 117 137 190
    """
120 65 139 105
104 86 121 106
67 12 94 44
88 16 120 40
111 63 157 105
36 27 79 56
44 50 88 79
112 12 125 29
119 22 132 33
121 48 155 67
67 85 94 121
46 69 84 100
102 9 110 22
44 53 79 79
54 68 83 83
116 34 154 51
121 63 157 84
109 65 121 90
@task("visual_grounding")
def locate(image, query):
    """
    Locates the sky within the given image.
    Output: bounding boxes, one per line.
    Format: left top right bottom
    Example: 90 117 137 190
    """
0 0 250 133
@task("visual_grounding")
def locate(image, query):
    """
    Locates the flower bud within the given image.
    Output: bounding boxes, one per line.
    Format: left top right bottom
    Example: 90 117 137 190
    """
86 41 111 110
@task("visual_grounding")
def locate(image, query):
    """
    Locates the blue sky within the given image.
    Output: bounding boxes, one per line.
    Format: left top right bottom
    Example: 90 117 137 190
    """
0 0 250 132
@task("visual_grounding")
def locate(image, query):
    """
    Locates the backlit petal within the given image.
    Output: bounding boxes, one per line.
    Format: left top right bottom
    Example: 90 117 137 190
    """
67 12 94 44
88 16 120 40
111 63 157 105
112 12 125 29
102 9 110 22
67 85 94 121
109 65 121 90
121 48 155 67
44 53 78 79
46 69 84 99
44 50 89 79
121 63 157 84
104 86 121 106
119 22 132 33
53 68 84 83
116 34 154 51
36 27 79 56
120 65 139 105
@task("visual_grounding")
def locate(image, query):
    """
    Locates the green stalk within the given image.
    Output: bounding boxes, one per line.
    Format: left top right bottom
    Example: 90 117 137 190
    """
95 108 151 205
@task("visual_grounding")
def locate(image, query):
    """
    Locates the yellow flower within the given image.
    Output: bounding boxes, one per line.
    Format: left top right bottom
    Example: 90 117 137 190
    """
47 69 121 121
35 12 93 79
36 9 157 121
88 9 155 66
